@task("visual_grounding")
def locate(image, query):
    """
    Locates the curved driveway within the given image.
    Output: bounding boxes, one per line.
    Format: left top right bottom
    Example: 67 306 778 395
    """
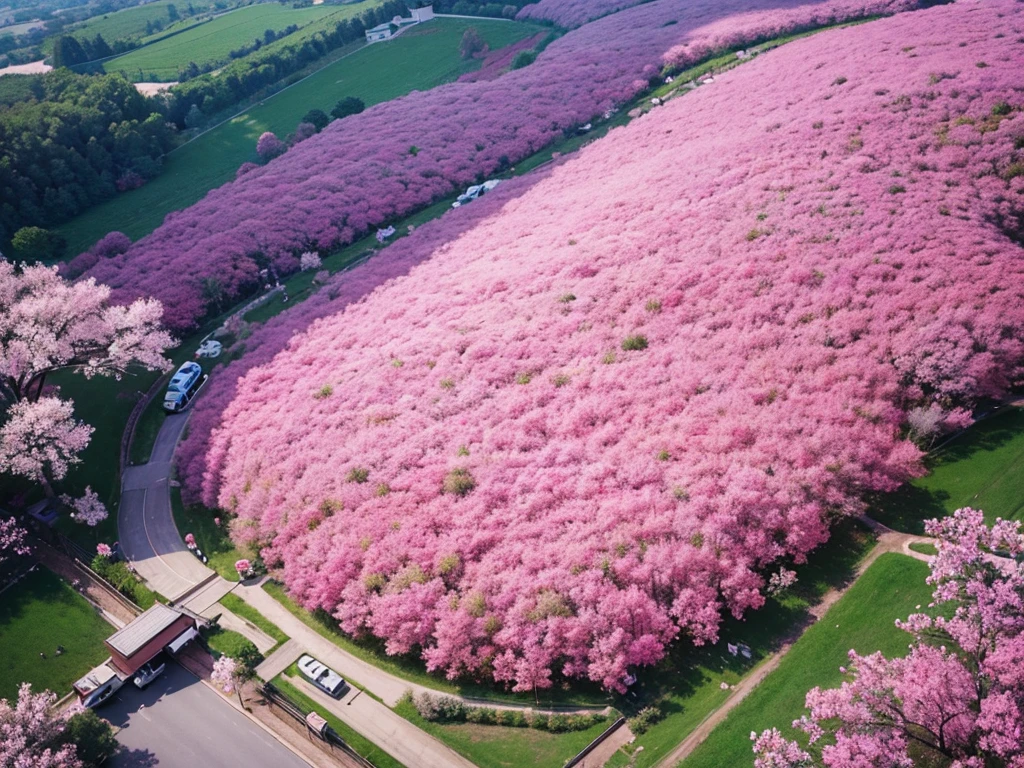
119 412 214 601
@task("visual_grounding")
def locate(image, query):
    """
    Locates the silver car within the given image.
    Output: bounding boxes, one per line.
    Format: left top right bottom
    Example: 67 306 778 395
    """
297 655 347 699
133 660 166 689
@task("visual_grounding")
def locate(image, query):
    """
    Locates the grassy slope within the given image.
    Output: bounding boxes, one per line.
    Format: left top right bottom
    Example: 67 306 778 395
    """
872 406 1024 532
681 554 932 768
605 520 876 768
273 675 406 768
170 484 243 582
220 591 290 651
57 18 544 255
394 697 612 768
104 3 345 81
0 567 113 701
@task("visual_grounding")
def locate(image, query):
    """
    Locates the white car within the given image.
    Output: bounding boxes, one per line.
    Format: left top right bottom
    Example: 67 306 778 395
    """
133 660 166 689
196 340 222 359
297 655 347 699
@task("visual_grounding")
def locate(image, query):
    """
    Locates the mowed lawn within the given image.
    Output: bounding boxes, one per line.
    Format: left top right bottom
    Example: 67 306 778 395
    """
681 554 933 768
872 406 1024 532
0 567 114 702
59 17 544 255
104 2 349 81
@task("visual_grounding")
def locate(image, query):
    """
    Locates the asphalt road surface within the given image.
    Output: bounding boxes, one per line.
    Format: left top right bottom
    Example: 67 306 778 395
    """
119 412 214 600
106 663 310 768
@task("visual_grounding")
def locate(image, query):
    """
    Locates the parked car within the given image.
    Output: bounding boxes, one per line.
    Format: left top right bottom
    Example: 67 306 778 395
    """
195 340 222 359
163 361 205 412
297 655 347 698
133 659 166 689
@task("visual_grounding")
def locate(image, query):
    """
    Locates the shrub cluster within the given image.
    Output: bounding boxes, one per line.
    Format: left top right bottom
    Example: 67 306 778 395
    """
411 692 607 731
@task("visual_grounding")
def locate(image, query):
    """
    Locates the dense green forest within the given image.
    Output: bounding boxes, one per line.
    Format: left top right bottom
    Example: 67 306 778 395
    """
0 69 176 249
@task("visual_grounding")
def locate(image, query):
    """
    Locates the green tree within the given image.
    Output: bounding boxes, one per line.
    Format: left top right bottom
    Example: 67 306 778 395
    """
59 710 118 767
302 108 329 131
51 36 88 68
11 226 65 261
459 27 485 60
91 34 112 59
167 3 180 21
184 103 204 129
330 96 364 120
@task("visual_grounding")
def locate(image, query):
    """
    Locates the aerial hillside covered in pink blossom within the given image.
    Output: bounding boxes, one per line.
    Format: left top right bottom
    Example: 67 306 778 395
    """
82 0 923 331
178 0 1024 692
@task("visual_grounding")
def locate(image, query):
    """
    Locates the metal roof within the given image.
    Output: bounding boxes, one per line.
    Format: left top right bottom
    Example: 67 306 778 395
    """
106 604 182 657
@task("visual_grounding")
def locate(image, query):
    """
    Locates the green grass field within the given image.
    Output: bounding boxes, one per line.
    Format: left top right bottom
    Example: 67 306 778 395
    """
872 406 1024 533
61 0 227 49
603 520 876 768
57 17 545 256
394 697 612 768
679 554 932 768
104 3 349 81
0 567 114 702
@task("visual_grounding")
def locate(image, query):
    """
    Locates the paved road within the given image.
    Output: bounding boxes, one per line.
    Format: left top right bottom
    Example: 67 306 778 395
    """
107 663 310 768
119 412 214 601
290 675 476 768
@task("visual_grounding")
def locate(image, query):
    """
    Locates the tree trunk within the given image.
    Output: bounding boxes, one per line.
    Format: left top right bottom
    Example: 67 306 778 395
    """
38 471 56 500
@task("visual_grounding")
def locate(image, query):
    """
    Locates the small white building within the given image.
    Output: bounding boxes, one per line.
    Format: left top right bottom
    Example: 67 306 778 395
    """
410 5 434 22
365 22 395 42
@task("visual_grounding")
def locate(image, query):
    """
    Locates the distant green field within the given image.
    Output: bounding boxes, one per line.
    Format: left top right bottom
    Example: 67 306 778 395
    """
872 406 1024 532
681 554 932 768
105 2 347 81
62 0 228 48
58 17 543 255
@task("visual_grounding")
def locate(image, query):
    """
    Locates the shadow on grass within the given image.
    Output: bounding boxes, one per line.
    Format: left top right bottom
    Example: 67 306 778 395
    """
614 519 873 719
871 407 1024 534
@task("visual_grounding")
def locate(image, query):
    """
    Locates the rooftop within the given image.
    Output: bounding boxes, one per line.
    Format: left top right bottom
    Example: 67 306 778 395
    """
106 603 181 658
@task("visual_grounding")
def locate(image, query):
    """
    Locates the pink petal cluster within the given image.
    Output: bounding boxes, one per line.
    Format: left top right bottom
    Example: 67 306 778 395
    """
755 509 1024 767
0 516 30 565
82 0 925 332
211 655 238 694
0 683 81 768
0 398 93 482
234 558 252 577
95 542 112 558
64 487 109 527
177 1 1024 692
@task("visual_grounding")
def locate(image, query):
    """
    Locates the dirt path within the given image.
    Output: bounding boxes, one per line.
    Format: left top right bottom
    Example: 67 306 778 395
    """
652 520 931 768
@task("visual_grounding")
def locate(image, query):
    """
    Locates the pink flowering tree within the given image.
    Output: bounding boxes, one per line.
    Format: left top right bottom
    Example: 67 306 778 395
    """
0 397 93 497
234 559 253 579
299 252 322 272
0 262 173 498
62 487 108 527
255 132 285 162
0 683 82 768
95 542 112 558
0 515 30 565
211 655 248 707
184 532 196 549
753 508 1024 768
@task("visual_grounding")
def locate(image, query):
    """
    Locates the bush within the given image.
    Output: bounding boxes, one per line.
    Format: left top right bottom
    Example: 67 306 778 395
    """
414 692 467 722
331 96 365 120
621 334 649 351
511 49 536 69
627 705 663 735
443 468 475 496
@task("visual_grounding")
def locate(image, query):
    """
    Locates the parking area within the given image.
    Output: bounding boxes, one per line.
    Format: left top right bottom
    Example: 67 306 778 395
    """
104 662 310 768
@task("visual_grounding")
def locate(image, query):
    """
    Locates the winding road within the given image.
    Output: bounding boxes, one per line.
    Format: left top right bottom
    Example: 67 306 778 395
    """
119 412 214 601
